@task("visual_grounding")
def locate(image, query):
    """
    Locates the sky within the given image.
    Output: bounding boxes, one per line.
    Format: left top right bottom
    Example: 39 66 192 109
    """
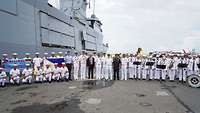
87 0 200 53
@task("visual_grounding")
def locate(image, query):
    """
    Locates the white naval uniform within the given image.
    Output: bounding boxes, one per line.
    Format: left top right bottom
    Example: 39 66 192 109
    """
174 57 180 79
60 67 69 80
168 58 176 81
143 59 154 80
101 56 107 79
73 56 79 80
105 57 113 80
133 58 142 79
10 69 20 84
95 57 102 80
33 57 43 70
196 58 200 74
141 59 147 80
155 58 166 80
22 68 32 83
165 58 171 78
121 58 128 80
188 58 199 75
52 67 61 81
178 58 189 82
93 55 98 78
128 57 135 79
34 68 43 82
0 71 7 86
79 55 87 80
44 68 52 82
143 60 148 80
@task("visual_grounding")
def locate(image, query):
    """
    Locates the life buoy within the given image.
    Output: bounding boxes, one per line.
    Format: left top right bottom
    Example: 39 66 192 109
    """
187 74 200 88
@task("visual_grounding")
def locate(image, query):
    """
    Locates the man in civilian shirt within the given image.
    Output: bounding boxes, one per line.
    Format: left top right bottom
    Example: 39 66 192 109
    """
64 51 73 81
87 54 95 79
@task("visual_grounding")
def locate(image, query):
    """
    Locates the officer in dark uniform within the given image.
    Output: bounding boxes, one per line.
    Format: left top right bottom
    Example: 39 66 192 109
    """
113 54 121 80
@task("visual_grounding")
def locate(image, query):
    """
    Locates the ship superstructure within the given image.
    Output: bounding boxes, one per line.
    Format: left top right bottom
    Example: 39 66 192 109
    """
0 0 108 56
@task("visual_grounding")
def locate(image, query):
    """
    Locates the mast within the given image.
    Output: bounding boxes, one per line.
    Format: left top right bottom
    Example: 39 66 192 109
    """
93 0 96 15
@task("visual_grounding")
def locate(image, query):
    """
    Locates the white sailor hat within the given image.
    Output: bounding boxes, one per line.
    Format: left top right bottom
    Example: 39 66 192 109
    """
25 64 30 66
54 63 58 66
0 67 3 70
2 54 8 56
62 62 65 65
25 53 30 55
35 52 40 55
58 52 63 54
13 64 17 67
13 53 18 56
44 52 48 55
65 51 70 54
51 52 55 54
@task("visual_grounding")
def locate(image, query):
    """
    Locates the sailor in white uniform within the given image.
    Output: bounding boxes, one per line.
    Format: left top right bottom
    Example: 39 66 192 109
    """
50 52 56 58
168 56 176 81
57 52 64 58
128 54 135 79
52 63 61 81
33 52 43 70
188 56 198 75
101 53 107 79
178 55 189 82
95 54 102 80
34 66 43 83
60 62 69 81
10 64 20 85
155 56 166 80
73 52 79 80
145 56 155 80
105 54 113 80
121 54 128 80
11 53 19 61
196 55 200 74
133 56 142 80
44 64 52 83
0 68 7 87
23 53 32 62
79 51 87 80
42 52 49 70
141 56 147 80
22 64 33 84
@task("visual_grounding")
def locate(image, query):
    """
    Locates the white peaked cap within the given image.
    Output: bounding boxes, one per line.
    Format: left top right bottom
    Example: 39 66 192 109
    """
35 52 40 55
25 53 30 55
25 64 30 66
3 54 8 56
44 52 48 55
13 53 18 56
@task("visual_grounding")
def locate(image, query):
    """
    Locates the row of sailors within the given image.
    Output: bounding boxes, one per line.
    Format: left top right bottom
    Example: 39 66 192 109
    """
0 63 69 87
1 52 200 86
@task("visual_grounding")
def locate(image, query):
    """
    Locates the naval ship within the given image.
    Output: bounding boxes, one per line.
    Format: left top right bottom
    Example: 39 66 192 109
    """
0 0 108 57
